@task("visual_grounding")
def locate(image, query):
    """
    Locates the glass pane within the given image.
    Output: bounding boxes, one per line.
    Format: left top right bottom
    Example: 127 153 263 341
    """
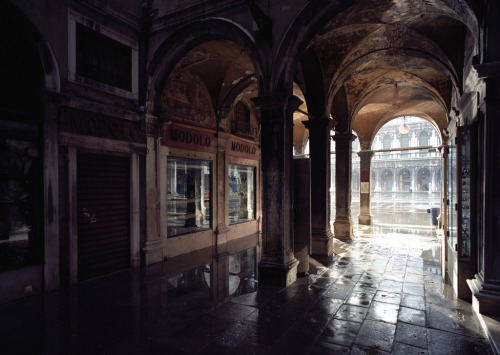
228 164 255 225
461 129 471 259
448 141 457 247
167 157 211 237
0 133 41 272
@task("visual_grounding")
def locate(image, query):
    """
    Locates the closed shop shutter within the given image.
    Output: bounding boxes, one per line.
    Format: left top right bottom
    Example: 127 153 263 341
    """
77 153 130 281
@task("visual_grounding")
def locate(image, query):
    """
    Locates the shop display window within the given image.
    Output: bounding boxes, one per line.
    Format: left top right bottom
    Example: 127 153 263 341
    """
0 133 41 272
167 157 211 237
228 164 255 225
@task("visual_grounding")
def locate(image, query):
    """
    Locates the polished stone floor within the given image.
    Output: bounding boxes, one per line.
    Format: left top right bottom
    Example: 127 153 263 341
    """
0 226 494 354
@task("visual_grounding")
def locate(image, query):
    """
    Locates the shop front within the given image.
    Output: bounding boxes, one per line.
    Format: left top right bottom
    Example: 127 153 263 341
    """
156 122 261 299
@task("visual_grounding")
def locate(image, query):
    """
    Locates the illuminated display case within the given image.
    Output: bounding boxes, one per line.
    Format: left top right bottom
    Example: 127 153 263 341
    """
458 127 472 260
447 125 475 298
166 157 212 237
228 164 255 225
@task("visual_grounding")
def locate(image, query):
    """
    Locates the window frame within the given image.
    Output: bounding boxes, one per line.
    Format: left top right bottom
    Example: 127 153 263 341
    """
228 163 256 225
165 156 213 238
68 10 138 99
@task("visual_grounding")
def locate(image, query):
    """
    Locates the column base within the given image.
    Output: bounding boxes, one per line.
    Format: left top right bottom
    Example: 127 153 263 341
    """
311 229 334 256
142 239 165 265
294 243 310 274
259 257 299 287
358 214 373 225
334 218 353 240
468 275 500 316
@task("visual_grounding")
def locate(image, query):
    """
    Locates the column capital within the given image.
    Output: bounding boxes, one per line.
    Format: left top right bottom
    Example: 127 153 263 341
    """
357 150 375 159
302 116 336 131
474 61 500 79
145 114 160 137
251 93 290 110
332 132 356 143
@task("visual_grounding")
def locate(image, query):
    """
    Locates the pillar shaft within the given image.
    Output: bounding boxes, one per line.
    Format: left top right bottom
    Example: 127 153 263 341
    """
468 71 500 316
42 91 60 291
357 150 374 225
142 115 164 265
333 133 356 240
303 117 335 255
467 0 500 315
252 94 299 286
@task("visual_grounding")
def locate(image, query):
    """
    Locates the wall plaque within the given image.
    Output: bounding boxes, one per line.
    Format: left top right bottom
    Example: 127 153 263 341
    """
227 137 261 159
162 123 217 153
60 107 146 143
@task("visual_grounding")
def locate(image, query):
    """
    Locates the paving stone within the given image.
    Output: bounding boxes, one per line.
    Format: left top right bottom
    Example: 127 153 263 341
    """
401 294 426 311
394 323 428 349
379 279 404 293
350 344 391 354
310 341 351 354
309 297 344 315
345 290 376 307
321 318 362 347
354 319 396 352
373 290 402 305
399 306 426 326
427 328 493 355
367 301 400 324
335 304 370 323
403 282 425 296
392 342 431 355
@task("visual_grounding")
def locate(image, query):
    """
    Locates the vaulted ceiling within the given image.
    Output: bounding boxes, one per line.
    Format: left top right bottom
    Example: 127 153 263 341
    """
304 0 475 146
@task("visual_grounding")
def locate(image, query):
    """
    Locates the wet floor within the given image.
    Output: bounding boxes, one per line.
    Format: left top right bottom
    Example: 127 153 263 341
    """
0 226 493 354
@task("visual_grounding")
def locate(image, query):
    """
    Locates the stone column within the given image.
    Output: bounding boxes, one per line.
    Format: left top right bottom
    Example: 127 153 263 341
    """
303 117 335 255
41 90 60 291
441 144 448 279
358 150 374 225
332 132 355 240
467 0 500 316
468 63 500 316
392 168 397 192
214 132 231 299
142 115 164 264
412 168 417 192
252 94 299 286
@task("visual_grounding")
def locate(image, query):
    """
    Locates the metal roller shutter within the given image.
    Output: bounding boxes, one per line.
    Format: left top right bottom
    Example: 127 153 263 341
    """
77 153 130 281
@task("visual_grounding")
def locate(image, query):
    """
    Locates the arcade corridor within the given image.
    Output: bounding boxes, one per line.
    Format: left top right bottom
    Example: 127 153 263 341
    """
0 225 494 354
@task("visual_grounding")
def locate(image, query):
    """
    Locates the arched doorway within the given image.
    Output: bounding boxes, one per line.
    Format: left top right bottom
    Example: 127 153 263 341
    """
382 169 393 192
398 168 412 192
418 168 431 191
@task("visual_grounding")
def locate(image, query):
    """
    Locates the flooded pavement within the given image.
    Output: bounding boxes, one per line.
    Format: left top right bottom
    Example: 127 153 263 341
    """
0 226 493 354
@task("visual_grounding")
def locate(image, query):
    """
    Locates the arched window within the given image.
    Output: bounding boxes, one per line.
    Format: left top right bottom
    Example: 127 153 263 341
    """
398 168 411 191
383 134 392 150
401 134 410 148
234 101 250 134
419 131 429 146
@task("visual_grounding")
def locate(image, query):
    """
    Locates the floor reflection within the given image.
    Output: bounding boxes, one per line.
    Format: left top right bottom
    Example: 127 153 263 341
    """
0 223 492 354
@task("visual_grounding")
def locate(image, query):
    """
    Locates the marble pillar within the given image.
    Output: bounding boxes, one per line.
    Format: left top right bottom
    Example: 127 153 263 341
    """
332 132 356 240
357 150 374 225
468 64 500 316
303 117 335 255
252 94 299 286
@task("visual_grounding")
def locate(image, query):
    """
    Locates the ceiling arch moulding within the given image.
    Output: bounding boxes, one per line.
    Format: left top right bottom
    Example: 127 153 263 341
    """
351 84 448 144
332 23 455 81
326 48 459 117
350 71 449 120
148 18 266 116
270 0 353 95
369 112 443 148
